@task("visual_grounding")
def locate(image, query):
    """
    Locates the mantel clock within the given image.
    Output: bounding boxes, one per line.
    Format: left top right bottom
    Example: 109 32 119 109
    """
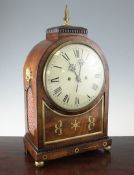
23 6 112 167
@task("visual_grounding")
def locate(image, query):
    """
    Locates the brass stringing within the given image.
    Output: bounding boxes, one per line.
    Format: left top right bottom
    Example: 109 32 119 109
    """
84 145 99 150
55 120 63 135
88 116 96 131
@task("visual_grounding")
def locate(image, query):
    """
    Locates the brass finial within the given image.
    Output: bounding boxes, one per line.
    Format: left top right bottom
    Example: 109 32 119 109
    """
63 5 70 25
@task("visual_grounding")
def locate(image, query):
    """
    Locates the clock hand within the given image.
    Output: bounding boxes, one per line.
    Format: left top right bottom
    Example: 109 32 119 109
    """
78 59 85 79
68 64 81 83
63 51 82 83
76 63 82 92
76 59 85 92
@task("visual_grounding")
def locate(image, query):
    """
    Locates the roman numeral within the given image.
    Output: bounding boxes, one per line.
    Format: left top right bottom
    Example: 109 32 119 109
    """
63 94 70 103
92 83 98 91
75 97 79 105
53 87 62 96
51 77 59 82
87 95 91 101
53 66 62 69
73 49 79 58
61 52 70 62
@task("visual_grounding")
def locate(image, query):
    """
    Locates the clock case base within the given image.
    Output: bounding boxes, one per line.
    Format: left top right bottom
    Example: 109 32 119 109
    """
24 136 112 165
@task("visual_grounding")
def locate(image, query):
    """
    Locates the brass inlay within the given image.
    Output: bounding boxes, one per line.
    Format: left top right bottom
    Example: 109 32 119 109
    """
71 120 80 131
25 67 32 88
44 131 103 145
103 141 107 147
88 116 96 131
42 96 104 145
55 120 63 135
63 5 70 25
84 145 99 150
74 148 79 154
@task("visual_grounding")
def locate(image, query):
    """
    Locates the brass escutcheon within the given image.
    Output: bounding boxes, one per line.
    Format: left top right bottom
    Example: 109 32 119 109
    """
42 155 47 160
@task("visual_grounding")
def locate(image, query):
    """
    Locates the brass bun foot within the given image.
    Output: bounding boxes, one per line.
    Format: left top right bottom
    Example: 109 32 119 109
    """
35 161 44 167
104 146 111 152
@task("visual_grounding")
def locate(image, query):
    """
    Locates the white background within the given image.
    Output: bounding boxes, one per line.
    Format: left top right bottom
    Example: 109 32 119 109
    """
0 0 134 136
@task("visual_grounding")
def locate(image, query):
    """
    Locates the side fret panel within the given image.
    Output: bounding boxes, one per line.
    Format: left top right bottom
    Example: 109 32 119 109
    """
27 88 35 135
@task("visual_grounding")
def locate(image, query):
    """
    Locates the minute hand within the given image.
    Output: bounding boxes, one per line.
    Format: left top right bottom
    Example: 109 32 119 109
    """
76 60 84 92
77 64 82 82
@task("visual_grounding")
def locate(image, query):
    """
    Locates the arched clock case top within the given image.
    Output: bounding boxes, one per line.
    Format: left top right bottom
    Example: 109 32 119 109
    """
38 36 108 116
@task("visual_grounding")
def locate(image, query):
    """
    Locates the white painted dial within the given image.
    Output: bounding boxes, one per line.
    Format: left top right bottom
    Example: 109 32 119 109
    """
43 43 104 111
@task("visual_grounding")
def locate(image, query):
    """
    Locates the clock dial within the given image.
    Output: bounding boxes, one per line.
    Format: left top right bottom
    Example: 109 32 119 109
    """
43 43 104 111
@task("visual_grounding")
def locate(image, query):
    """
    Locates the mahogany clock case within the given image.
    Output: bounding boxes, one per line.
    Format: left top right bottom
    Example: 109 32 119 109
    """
23 28 112 163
